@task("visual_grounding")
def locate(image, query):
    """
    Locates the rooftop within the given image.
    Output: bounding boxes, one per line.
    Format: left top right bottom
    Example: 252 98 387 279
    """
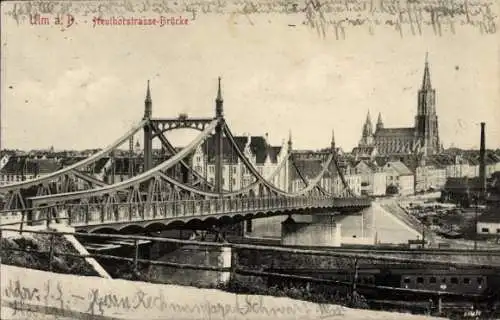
385 161 413 176
374 127 415 137
478 206 500 223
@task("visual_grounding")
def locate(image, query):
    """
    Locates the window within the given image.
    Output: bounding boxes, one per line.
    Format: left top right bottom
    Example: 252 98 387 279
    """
246 220 252 233
477 277 483 285
482 228 490 233
403 277 410 284
417 277 424 284
496 229 500 233
451 277 458 284
232 166 237 174
441 278 447 284
463 278 470 284
430 277 437 284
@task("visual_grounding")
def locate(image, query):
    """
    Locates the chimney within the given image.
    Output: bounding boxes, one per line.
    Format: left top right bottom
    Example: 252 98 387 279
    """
479 122 486 200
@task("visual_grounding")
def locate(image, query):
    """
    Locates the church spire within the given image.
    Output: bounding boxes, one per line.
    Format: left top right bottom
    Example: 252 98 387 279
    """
421 52 432 90
287 130 293 151
363 110 373 136
216 76 223 102
376 112 384 130
144 80 152 119
331 128 336 151
215 76 223 117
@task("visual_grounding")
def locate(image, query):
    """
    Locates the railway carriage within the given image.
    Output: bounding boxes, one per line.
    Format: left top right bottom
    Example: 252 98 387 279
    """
266 265 500 298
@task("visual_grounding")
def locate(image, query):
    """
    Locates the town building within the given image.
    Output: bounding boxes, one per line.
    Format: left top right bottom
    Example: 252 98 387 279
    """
414 157 447 192
191 133 290 193
290 155 362 197
382 161 415 196
352 160 386 196
0 156 61 185
476 207 500 238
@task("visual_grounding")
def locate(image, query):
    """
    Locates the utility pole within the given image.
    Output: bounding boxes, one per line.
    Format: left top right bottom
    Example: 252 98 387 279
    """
474 195 478 251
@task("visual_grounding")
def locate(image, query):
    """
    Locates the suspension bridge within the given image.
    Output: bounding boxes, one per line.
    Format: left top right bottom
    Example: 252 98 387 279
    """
0 78 371 236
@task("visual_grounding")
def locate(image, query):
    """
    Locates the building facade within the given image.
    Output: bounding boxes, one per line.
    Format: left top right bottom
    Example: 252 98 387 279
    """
191 134 290 193
0 156 61 185
383 161 415 196
353 160 386 196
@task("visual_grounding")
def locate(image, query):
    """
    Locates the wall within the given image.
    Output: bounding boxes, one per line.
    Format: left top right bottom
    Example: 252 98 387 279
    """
372 172 386 196
334 210 375 245
0 265 446 320
399 175 415 196
281 217 341 247
370 202 421 244
247 216 285 238
477 221 500 235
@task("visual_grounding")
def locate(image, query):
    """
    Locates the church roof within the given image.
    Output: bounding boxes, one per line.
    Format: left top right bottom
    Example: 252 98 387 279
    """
374 127 415 137
352 145 376 155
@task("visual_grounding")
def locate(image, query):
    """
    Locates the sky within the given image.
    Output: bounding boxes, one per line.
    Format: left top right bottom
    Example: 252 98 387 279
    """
1 1 499 152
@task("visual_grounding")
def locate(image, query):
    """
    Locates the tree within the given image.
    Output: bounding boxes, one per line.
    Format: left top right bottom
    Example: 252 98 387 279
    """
386 184 399 195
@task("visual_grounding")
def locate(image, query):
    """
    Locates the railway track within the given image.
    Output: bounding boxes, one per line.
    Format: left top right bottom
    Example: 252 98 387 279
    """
229 236 500 256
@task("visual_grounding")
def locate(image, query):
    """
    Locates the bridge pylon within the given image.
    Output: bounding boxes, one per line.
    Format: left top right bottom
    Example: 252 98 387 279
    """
215 77 224 197
143 80 153 172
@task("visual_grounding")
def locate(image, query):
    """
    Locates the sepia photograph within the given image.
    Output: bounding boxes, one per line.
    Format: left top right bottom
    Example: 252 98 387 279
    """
0 0 499 319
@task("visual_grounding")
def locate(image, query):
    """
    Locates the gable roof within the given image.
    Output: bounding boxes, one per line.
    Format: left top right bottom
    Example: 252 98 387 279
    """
291 158 335 181
354 160 378 172
385 161 413 175
0 156 61 175
200 135 280 165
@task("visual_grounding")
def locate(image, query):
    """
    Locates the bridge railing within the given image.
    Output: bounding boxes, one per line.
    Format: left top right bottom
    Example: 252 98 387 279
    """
0 195 371 228
57 196 333 227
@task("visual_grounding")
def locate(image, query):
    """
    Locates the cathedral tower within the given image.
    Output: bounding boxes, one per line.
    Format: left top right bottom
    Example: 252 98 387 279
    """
414 54 440 155
359 110 374 145
376 112 384 131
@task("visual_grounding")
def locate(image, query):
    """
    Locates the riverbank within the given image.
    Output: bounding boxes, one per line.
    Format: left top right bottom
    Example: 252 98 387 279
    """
0 232 98 276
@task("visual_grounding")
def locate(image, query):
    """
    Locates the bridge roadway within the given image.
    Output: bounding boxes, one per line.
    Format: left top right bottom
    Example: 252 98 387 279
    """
36 196 371 233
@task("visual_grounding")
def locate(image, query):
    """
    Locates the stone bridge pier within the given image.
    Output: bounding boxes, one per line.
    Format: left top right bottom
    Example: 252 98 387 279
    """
281 214 342 247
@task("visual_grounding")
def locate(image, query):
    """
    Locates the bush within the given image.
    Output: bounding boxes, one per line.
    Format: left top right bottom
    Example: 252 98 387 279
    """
1 234 98 276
